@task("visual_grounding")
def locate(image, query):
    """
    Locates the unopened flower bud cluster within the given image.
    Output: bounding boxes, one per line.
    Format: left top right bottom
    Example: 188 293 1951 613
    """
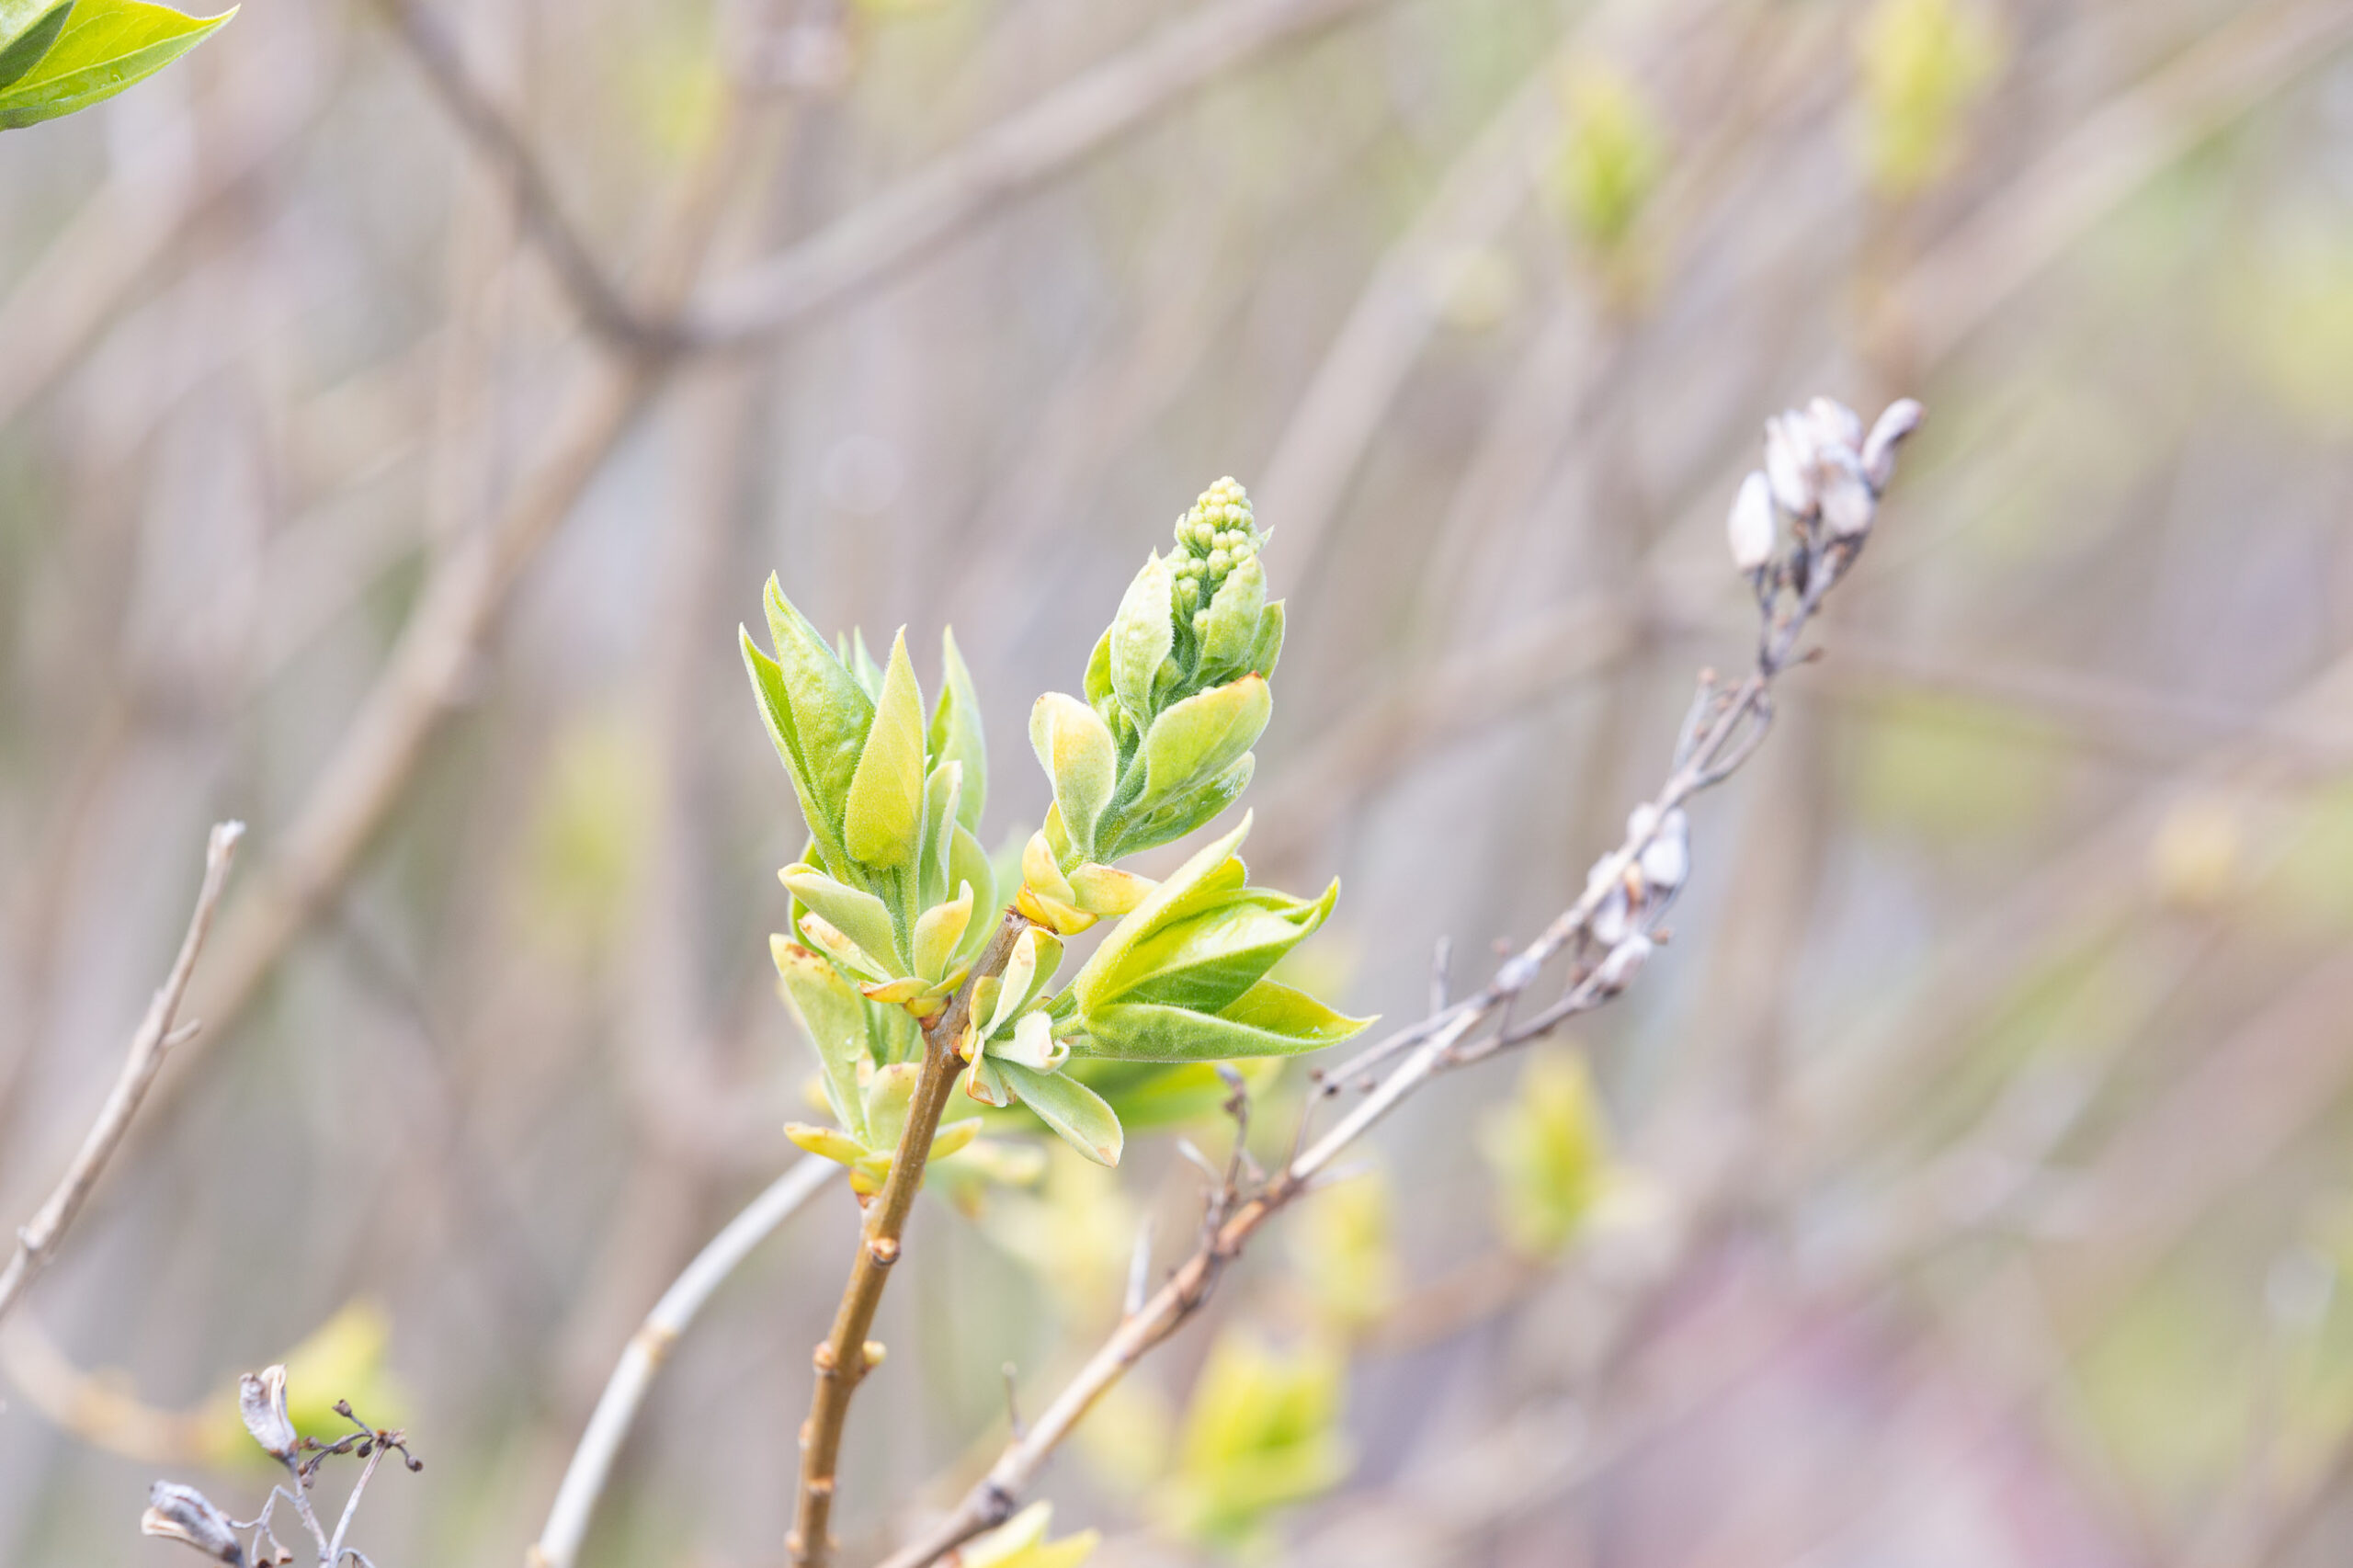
1726 395 1921 574
1169 477 1264 637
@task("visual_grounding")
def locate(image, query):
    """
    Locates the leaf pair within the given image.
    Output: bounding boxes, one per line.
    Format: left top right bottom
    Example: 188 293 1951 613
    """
1063 815 1371 1062
0 0 231 130
785 1058 983 1199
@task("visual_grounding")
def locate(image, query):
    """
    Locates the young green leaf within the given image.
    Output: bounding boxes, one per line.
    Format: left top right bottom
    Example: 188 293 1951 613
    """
1030 692 1118 862
1079 978 1370 1062
0 2 73 92
918 760 963 910
772 938 873 1141
929 627 988 833
1108 551 1176 722
1073 816 1253 1012
911 880 974 981
998 1059 1123 1166
1246 600 1285 679
0 0 232 130
781 865 904 975
1129 676 1269 818
1108 754 1253 858
1109 881 1340 1014
844 628 926 869
1195 554 1266 676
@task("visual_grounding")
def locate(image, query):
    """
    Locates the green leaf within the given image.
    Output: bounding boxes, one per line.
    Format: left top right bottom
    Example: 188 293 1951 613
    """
912 880 974 981
1079 979 1370 1062
0 0 231 130
1196 555 1266 677
1030 692 1118 862
946 823 999 968
1082 628 1120 728
918 760 963 910
983 926 1063 1038
1073 816 1253 1012
0 3 72 93
755 578 876 871
998 1059 1123 1166
844 628 926 869
1108 551 1175 722
1246 600 1285 680
1130 676 1269 819
1117 881 1339 1014
864 1061 923 1153
1108 754 1253 859
781 864 904 974
929 627 988 834
772 937 872 1141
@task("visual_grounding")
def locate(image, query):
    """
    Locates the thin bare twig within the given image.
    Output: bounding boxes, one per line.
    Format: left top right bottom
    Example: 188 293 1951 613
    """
529 1157 835 1568
0 822 243 1328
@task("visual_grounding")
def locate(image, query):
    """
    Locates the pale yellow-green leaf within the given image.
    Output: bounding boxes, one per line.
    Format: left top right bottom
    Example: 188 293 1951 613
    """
1030 692 1118 861
844 628 926 869
0 0 233 130
912 880 974 981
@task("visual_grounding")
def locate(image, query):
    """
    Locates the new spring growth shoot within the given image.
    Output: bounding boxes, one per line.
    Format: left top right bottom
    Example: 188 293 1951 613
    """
750 477 1364 1184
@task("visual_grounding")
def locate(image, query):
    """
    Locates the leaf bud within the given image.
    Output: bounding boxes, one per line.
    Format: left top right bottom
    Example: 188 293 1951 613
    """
1588 877 1632 949
1726 470 1775 572
238 1364 299 1460
1860 397 1924 491
142 1483 244 1564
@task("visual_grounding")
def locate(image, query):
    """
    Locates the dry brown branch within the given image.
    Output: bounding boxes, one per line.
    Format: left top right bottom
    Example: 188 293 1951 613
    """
0 822 242 1328
366 0 678 355
697 0 1385 348
793 913 1034 1568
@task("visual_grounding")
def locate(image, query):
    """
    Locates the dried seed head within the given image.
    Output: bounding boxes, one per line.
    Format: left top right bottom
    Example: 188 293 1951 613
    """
1638 809 1689 892
1593 933 1654 994
1860 397 1924 491
1589 879 1633 949
238 1364 299 1460
1762 413 1819 518
1819 447 1876 540
142 1483 244 1564
1726 470 1775 572
1804 395 1863 457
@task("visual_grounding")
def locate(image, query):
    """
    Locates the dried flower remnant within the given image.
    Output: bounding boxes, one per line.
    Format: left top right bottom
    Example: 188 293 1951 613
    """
238 1365 299 1460
142 1483 244 1565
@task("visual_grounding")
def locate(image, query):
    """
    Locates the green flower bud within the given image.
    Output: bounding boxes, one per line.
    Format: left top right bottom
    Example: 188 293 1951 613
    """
1207 549 1231 575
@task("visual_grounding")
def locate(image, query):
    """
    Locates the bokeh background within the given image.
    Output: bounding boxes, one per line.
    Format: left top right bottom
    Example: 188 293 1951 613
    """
6 0 2353 1562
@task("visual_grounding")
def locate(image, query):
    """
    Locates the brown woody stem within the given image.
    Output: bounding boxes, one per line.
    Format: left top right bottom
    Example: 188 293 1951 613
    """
790 910 1032 1568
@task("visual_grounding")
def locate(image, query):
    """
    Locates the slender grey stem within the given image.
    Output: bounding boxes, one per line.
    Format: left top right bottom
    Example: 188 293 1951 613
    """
529 1157 835 1568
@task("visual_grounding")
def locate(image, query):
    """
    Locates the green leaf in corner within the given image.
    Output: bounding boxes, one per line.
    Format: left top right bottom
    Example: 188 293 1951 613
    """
0 3 73 93
997 1060 1123 1166
0 0 233 130
843 628 926 869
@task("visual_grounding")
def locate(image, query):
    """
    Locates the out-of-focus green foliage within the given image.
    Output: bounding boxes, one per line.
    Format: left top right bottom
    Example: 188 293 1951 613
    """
983 1142 1139 1323
520 712 654 955
1288 1166 1399 1332
201 1301 400 1468
1481 1051 1610 1256
2224 214 2353 437
1854 0 2001 195
1154 1331 1350 1553
959 1501 1100 1568
1851 691 2063 846
0 0 231 129
1548 58 1664 255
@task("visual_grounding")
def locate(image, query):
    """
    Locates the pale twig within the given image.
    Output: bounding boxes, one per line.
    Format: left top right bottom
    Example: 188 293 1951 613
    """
529 1157 835 1568
872 439 1879 1568
0 822 243 1329
366 0 678 356
792 913 1034 1568
697 0 1386 347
